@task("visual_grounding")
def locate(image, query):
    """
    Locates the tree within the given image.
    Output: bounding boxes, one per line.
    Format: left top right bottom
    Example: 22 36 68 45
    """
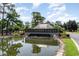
46 21 51 24
25 22 30 31
0 19 7 34
0 3 9 35
63 20 78 32
0 37 22 56
0 3 24 35
72 21 78 31
0 20 1 32
8 20 23 32
0 3 16 35
53 24 64 33
56 21 63 27
6 9 20 33
31 12 45 28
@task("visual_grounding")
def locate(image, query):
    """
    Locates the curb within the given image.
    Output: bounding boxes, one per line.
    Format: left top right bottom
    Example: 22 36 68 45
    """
71 38 79 52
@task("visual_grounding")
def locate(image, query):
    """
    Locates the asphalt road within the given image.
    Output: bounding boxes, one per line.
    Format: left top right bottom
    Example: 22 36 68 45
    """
70 33 79 45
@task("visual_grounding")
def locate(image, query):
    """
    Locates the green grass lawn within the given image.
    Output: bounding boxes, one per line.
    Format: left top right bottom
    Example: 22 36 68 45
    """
73 31 79 34
63 38 79 56
66 31 79 34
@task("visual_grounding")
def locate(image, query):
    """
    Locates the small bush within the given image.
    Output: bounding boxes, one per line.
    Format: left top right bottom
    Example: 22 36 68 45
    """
59 32 70 38
66 34 70 37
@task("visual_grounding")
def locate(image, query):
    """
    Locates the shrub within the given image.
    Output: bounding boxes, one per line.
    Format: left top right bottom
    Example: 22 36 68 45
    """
66 34 70 37
59 32 70 38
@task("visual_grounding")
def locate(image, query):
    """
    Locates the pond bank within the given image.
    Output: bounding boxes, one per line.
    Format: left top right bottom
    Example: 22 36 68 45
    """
56 38 64 56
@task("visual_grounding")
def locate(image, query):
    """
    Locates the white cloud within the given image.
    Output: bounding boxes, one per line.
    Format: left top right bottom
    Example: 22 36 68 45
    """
20 16 32 24
53 5 66 12
46 3 67 22
48 3 64 9
47 4 66 15
56 14 79 23
46 3 79 23
46 13 56 20
16 7 29 12
15 7 30 15
32 3 41 9
14 3 79 23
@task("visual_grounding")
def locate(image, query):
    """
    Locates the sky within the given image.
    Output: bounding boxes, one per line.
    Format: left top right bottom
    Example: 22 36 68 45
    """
15 3 79 23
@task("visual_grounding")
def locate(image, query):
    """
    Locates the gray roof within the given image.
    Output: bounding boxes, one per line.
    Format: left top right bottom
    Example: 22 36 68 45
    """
34 23 53 29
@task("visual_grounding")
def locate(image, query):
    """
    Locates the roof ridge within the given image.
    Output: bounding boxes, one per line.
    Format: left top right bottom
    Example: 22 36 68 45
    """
34 23 53 29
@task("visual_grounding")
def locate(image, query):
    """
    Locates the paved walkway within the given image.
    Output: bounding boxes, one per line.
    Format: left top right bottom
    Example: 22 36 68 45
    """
70 33 79 45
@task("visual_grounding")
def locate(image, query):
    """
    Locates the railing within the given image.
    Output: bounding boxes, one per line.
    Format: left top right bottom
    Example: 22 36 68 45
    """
26 29 59 33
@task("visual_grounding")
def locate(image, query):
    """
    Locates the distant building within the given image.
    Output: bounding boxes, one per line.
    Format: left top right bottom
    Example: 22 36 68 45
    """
34 23 53 29
26 23 59 37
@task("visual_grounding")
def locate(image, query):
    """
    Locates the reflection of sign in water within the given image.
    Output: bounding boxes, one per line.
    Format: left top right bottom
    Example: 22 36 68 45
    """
32 44 41 53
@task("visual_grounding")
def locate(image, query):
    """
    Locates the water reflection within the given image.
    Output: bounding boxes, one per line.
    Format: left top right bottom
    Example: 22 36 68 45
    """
0 37 59 56
32 44 41 53
6 43 22 56
25 38 59 45
0 37 23 56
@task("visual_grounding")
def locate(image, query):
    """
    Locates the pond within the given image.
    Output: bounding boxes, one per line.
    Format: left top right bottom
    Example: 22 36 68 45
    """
0 36 59 56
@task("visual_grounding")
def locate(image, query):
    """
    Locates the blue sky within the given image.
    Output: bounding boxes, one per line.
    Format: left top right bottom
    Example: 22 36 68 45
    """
15 3 79 23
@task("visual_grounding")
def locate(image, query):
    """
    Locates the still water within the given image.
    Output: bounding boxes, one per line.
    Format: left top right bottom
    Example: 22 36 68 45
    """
0 36 59 56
